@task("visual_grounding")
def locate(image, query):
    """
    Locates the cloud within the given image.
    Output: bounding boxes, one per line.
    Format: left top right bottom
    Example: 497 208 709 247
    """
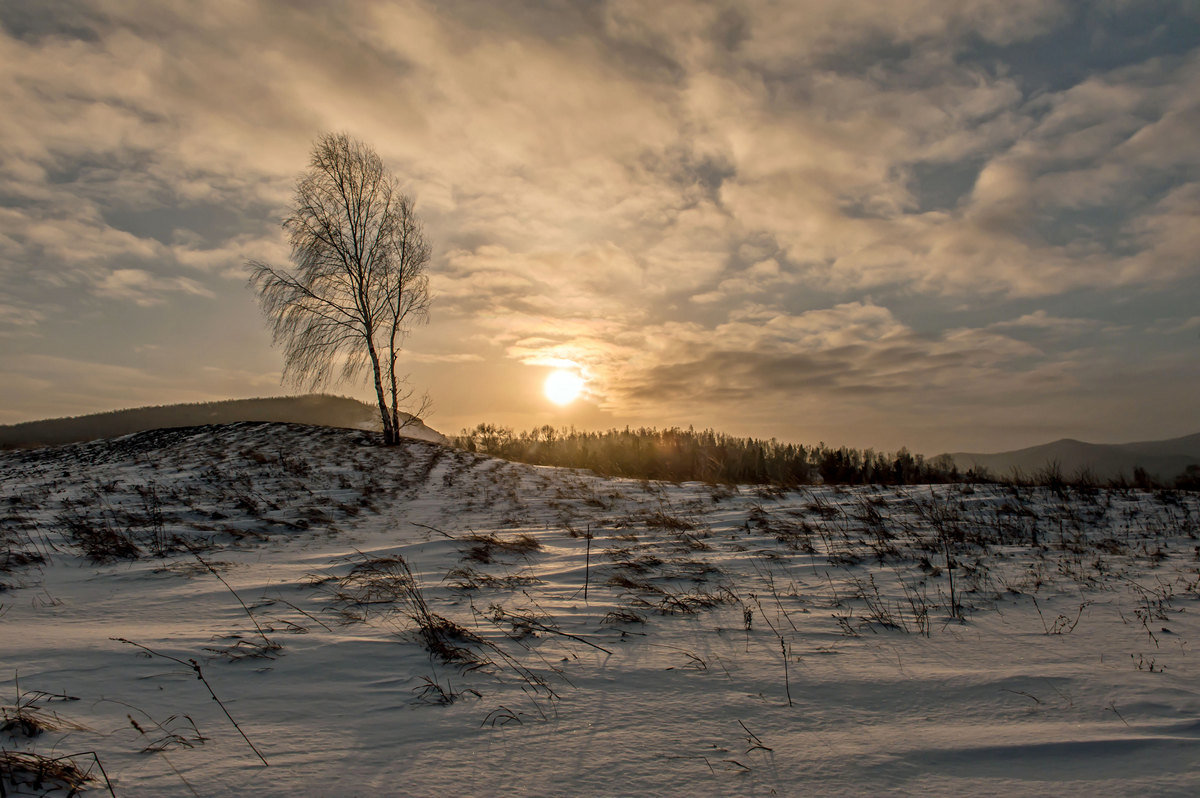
479 296 1062 435
404 351 485 364
1151 315 1200 335
6 1 1195 306
1 0 1197 448
0 352 275 424
0 301 45 334
95 268 214 307
988 310 1105 334
690 258 792 304
434 243 649 319
600 302 1043 410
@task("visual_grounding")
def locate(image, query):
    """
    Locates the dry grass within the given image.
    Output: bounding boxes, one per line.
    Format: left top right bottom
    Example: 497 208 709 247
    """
1 705 86 739
1 683 85 739
445 565 544 591
654 585 738 615
411 675 481 706
0 546 45 575
56 501 141 561
601 609 647 625
460 533 541 564
606 573 664 593
128 713 207 753
329 553 486 664
0 750 113 796
641 510 696 531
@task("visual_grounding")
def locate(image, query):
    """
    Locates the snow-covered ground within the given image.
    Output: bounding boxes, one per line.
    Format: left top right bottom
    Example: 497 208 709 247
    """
3 422 1200 796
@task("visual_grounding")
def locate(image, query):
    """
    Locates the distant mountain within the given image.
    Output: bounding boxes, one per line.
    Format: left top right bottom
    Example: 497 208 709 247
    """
945 432 1200 482
0 395 446 449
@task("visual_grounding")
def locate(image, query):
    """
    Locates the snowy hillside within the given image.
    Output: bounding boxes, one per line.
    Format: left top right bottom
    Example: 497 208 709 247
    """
3 423 1200 796
0 395 445 449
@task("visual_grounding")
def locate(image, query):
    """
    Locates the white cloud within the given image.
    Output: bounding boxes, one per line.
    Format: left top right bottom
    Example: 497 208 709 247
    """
95 269 215 306
989 310 1104 334
0 301 45 333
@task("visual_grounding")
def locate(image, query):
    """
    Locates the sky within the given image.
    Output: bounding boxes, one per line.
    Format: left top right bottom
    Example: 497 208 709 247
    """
1 0 1198 454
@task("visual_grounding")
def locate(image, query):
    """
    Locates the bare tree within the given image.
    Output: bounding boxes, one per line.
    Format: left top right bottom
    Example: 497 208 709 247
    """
249 133 431 445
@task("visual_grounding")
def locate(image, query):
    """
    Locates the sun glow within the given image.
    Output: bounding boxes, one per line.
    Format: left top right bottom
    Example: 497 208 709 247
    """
544 370 585 405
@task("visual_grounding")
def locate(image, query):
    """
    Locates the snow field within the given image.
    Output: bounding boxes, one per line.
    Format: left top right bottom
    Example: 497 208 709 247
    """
2 423 1200 796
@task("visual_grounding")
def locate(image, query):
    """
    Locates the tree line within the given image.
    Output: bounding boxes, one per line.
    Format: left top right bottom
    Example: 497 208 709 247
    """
456 424 1200 489
454 424 964 486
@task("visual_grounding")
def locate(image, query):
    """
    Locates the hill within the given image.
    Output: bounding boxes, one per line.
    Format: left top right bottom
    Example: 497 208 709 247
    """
946 431 1200 482
0 394 445 448
2 423 1198 794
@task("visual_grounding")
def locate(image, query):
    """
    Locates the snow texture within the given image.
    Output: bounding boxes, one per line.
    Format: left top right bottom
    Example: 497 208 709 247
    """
2 422 1200 796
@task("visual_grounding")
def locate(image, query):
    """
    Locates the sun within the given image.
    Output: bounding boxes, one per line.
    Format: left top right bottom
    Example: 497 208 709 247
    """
544 370 585 405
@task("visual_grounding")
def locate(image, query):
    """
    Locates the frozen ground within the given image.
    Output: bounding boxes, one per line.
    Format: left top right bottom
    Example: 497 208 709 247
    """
2 422 1200 796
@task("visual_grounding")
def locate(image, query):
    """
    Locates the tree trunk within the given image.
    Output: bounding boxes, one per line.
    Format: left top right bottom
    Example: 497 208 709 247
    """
365 338 395 445
390 368 400 435
388 333 402 436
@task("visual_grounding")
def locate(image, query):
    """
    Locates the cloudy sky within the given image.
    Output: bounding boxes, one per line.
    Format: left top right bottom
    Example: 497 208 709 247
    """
2 0 1198 453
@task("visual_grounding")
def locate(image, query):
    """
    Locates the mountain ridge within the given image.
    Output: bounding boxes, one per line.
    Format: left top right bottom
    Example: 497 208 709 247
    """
945 431 1200 482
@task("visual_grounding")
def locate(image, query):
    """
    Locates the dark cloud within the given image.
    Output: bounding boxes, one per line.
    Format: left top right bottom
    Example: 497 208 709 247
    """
959 1 1200 94
0 0 102 42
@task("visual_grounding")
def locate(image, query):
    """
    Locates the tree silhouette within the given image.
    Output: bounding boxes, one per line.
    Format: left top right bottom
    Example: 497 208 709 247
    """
249 133 431 444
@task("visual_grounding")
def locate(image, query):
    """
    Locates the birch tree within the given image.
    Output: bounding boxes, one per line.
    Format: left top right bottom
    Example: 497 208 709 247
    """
249 133 431 444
